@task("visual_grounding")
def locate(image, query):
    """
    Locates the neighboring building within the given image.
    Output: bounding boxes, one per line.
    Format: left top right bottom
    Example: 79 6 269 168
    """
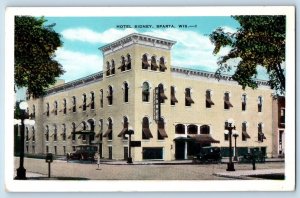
272 96 285 158
25 33 274 161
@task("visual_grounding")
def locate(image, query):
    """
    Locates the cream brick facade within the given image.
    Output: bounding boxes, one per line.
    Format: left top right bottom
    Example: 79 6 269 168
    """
26 33 274 161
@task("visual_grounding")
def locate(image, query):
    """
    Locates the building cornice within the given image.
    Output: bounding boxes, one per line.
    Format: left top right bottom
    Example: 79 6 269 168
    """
99 33 176 55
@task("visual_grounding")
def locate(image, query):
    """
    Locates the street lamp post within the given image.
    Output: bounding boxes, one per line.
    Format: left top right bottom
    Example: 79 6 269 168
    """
224 118 236 171
232 131 239 161
15 101 35 180
126 127 134 164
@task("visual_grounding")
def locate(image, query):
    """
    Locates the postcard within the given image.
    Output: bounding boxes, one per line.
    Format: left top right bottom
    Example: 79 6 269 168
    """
5 6 295 192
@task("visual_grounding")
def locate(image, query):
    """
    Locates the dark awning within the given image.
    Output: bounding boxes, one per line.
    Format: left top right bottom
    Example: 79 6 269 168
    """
171 95 178 103
159 63 167 70
188 134 220 144
102 129 112 137
142 128 153 139
118 64 126 69
186 96 194 103
72 130 95 135
95 133 101 138
242 131 251 139
160 92 168 100
225 100 233 107
259 132 266 139
206 98 215 105
173 136 193 142
158 128 168 138
142 61 150 67
118 128 128 137
151 62 159 69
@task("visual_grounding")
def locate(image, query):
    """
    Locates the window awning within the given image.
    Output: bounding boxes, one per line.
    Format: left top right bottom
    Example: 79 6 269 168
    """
118 128 128 137
188 134 220 144
95 132 102 138
159 63 167 70
206 98 215 105
186 96 194 103
72 130 95 135
102 129 112 137
118 64 126 69
142 128 153 139
259 132 266 139
158 128 168 138
242 131 251 139
173 136 194 142
151 62 159 69
160 92 168 100
225 100 233 107
171 95 178 103
142 61 150 67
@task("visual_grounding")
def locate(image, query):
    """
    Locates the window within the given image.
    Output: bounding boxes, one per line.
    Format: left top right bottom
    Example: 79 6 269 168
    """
224 92 233 109
185 88 194 106
258 123 266 142
32 105 36 118
72 96 76 112
62 124 66 141
206 90 214 108
187 125 197 135
45 125 49 141
32 126 35 141
90 92 95 110
107 86 113 105
88 119 95 142
142 117 153 139
258 96 263 112
126 54 131 70
151 56 158 71
99 119 103 141
46 103 50 116
142 82 150 102
200 125 210 134
53 125 57 141
242 94 247 111
72 122 76 141
175 124 185 134
103 118 113 140
159 57 167 72
106 61 111 76
63 146 66 155
119 56 126 71
280 108 285 124
54 146 57 155
142 54 150 69
32 145 35 154
124 82 129 103
158 84 167 103
157 118 168 140
54 101 58 115
81 122 87 141
46 146 49 153
100 90 103 108
170 86 178 105
118 116 129 139
81 94 87 111
224 122 229 141
111 60 115 75
25 127 29 141
242 122 251 141
63 99 67 114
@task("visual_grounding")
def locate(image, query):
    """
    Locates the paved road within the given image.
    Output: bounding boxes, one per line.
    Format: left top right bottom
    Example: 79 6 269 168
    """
14 157 284 180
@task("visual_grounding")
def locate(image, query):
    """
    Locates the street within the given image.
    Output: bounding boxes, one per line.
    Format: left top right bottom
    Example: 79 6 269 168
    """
14 157 284 180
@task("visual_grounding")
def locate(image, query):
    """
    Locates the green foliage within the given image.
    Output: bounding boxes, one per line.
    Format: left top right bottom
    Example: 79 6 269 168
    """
209 15 286 94
15 16 65 98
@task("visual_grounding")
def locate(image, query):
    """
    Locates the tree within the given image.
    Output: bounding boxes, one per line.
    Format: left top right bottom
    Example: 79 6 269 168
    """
15 16 65 98
209 16 286 95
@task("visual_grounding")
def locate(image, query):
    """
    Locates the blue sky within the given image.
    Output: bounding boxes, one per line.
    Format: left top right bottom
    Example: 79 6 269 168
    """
43 16 268 82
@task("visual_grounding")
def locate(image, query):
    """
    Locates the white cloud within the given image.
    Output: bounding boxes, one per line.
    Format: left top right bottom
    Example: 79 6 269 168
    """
221 26 237 34
61 28 138 44
54 48 103 82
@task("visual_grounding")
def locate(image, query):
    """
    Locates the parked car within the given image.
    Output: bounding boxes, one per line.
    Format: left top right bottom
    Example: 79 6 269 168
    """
195 147 222 163
69 145 98 161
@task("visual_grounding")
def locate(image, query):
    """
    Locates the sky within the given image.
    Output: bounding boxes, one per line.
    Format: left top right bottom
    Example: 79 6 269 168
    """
42 16 268 83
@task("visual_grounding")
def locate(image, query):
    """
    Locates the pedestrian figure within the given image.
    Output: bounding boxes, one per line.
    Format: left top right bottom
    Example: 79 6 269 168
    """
95 152 101 170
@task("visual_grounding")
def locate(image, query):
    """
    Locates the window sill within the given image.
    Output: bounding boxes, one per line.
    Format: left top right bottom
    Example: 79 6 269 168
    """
141 69 165 73
106 74 116 78
142 101 151 104
142 139 151 142
157 140 166 142
121 69 132 74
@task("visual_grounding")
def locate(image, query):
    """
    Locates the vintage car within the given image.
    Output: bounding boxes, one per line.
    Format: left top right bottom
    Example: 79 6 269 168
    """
195 147 222 163
68 145 98 161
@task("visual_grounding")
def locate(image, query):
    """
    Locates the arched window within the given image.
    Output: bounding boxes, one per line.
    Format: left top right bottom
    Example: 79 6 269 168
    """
45 125 49 141
151 56 158 71
126 54 131 70
170 86 178 105
142 54 150 69
32 105 36 118
142 82 150 102
200 125 210 134
100 90 103 108
107 86 113 105
32 126 35 141
53 125 57 141
103 118 113 140
142 117 153 139
106 61 111 76
119 56 126 71
187 125 197 135
111 60 115 75
124 82 129 103
258 123 266 142
158 118 168 139
81 121 87 141
242 122 251 141
46 103 50 116
25 127 29 141
54 101 58 115
158 84 167 103
90 92 95 110
242 94 247 111
62 124 66 141
82 94 87 111
87 119 95 142
118 116 129 139
72 96 76 112
206 90 214 108
185 88 194 106
72 122 76 141
224 121 229 141
175 124 185 134
63 98 67 114
258 96 263 112
224 92 233 109
159 57 167 72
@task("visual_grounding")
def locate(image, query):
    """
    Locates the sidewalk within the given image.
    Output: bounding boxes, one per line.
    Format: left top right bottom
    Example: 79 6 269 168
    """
214 169 284 180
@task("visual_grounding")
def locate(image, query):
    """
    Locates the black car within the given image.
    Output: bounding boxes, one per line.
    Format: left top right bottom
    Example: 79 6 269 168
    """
195 147 222 163
69 145 98 161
